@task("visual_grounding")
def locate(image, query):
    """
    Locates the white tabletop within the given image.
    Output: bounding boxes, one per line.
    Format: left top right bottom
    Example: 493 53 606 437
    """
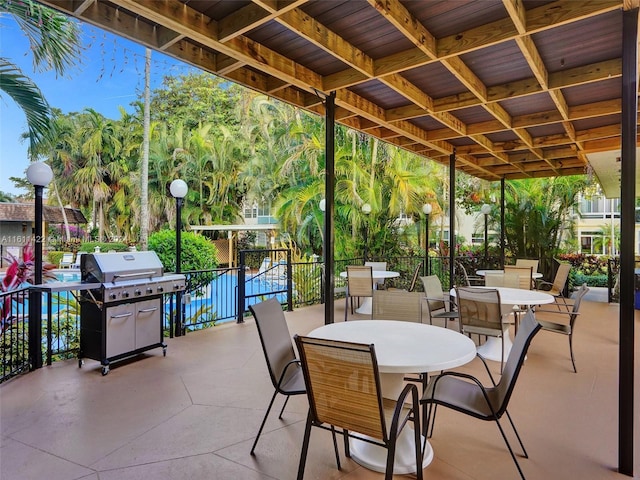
339 270 400 279
451 286 554 306
476 269 543 279
308 320 476 374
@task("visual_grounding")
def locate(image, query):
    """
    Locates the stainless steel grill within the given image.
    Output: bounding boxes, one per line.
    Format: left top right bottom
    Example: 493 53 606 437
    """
79 251 185 375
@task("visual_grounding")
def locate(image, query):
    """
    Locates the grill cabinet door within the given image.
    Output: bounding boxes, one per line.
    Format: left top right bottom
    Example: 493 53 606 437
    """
105 303 136 358
135 298 162 349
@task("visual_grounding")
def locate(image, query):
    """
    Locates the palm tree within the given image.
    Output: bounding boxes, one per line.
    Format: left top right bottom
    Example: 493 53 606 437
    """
0 0 81 151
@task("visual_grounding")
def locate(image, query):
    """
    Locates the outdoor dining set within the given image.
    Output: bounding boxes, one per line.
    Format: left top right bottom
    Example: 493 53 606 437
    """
248 259 586 480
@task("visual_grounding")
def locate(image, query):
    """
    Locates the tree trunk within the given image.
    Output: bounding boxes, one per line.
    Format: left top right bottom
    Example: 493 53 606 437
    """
140 48 151 250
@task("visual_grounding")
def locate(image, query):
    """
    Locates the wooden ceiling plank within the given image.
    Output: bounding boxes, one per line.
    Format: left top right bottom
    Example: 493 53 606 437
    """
526 0 621 33
379 74 433 110
115 0 325 93
367 0 437 59
437 17 518 58
515 35 548 89
276 9 374 77
218 3 273 43
502 0 527 33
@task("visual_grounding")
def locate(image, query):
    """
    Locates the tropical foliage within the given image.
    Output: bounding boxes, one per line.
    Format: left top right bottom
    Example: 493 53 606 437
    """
1 243 56 333
0 0 82 150
148 229 218 294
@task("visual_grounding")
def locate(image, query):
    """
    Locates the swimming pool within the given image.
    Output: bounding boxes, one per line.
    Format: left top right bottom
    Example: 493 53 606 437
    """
51 269 286 326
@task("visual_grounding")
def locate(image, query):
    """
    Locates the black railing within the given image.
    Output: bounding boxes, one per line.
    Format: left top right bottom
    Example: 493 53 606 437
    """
4 252 614 383
0 286 30 382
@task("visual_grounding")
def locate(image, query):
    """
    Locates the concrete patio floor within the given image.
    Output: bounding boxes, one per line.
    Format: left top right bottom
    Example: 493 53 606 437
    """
1 292 639 480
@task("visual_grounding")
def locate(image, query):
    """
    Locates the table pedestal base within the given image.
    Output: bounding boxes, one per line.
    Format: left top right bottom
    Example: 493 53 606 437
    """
476 333 513 362
355 296 373 314
349 432 433 474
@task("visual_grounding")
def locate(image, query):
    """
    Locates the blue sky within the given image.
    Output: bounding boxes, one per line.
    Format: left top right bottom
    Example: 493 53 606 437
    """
0 16 197 195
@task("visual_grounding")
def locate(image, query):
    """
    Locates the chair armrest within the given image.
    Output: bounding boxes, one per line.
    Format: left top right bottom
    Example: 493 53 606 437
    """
535 279 553 290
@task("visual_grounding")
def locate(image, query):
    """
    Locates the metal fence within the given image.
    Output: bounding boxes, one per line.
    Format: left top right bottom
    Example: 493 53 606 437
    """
1 251 599 384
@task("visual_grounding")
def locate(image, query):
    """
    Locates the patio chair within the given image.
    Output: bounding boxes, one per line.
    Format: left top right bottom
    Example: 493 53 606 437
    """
535 263 571 306
515 259 539 288
484 272 505 287
533 284 589 372
503 266 534 332
455 261 483 286
365 261 388 289
345 265 374 320
503 266 533 290
456 286 507 373
294 335 423 480
421 275 460 329
371 289 423 322
388 263 422 293
71 252 85 269
421 309 542 480
59 252 74 269
248 298 306 455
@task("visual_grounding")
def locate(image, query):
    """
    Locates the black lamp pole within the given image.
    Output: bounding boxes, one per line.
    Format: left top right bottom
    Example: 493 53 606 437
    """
422 203 432 275
362 203 371 262
170 179 188 337
481 203 491 268
27 162 53 370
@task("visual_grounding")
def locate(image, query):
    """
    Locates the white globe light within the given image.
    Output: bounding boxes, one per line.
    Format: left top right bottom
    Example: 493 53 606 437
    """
481 203 492 215
170 179 188 198
422 203 432 215
26 162 53 187
361 203 372 215
319 198 326 212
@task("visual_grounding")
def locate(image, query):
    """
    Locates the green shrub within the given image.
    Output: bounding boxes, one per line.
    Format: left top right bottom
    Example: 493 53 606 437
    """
78 241 129 253
148 230 218 294
573 273 608 288
47 251 66 267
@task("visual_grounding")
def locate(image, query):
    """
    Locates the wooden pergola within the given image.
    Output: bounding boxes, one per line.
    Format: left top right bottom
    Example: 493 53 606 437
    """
33 1 640 475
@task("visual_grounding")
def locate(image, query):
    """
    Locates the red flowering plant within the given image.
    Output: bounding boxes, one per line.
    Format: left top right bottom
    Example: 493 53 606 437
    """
1 242 56 333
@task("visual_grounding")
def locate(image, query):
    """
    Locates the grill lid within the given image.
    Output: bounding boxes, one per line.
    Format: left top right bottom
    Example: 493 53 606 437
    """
81 251 165 284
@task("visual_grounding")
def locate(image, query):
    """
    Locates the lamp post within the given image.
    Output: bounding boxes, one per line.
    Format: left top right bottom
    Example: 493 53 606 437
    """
170 179 188 337
27 162 53 370
361 203 371 262
422 203 432 275
481 203 492 267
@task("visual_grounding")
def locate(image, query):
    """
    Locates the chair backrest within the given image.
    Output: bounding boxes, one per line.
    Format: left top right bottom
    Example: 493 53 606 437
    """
60 253 74 264
494 310 542 416
421 275 446 311
407 263 422 292
346 265 374 297
365 261 388 287
503 266 533 290
552 263 571 293
72 252 85 268
456 287 504 332
249 298 298 391
454 261 471 286
567 284 589 326
484 272 504 287
365 261 387 272
372 290 423 322
515 258 539 273
294 335 387 442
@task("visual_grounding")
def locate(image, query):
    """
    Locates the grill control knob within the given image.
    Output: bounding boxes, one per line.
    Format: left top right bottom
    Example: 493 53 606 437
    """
146 287 154 294
157 286 164 293
134 289 142 296
122 291 130 298
109 293 117 300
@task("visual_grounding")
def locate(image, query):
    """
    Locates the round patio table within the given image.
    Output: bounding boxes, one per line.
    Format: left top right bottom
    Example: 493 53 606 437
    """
476 269 543 279
339 270 400 314
308 320 476 474
451 286 553 362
